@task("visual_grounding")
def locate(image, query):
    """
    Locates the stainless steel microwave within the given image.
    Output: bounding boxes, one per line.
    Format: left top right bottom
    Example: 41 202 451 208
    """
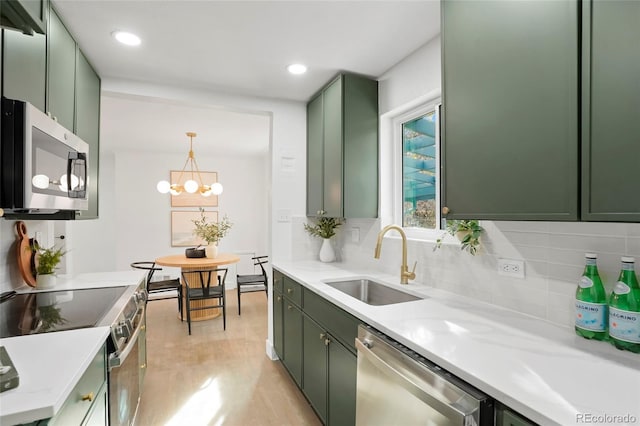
1 98 89 218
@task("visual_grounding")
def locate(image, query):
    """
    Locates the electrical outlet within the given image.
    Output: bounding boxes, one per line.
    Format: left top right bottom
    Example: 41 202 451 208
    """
277 209 291 223
497 258 525 279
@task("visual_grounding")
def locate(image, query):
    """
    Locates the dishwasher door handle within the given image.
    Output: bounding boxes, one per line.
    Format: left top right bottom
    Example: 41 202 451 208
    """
355 337 476 423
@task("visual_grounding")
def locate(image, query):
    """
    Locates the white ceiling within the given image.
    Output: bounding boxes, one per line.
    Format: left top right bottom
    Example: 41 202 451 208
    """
52 0 441 155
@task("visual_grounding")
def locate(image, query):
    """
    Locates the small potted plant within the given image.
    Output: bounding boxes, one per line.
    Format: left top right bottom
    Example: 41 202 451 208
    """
35 244 67 288
434 220 483 255
192 208 233 258
304 213 343 262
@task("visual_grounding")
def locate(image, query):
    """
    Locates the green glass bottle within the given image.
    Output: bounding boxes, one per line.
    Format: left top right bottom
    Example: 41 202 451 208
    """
575 253 608 340
609 257 640 353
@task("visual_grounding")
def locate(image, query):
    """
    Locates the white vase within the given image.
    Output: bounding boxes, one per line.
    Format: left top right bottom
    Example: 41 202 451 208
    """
319 238 335 263
206 243 218 259
36 274 57 289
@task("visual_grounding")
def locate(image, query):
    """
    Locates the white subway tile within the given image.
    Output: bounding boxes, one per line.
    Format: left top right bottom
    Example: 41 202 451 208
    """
547 221 628 236
548 234 625 254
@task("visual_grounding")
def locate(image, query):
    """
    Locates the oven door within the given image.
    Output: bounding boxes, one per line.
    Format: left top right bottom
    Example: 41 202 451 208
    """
108 304 146 426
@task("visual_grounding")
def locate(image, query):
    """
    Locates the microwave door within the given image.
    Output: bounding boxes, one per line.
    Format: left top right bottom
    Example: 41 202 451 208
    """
30 127 87 210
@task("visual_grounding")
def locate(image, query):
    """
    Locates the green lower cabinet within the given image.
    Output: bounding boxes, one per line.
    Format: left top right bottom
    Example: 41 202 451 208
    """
282 299 303 387
327 337 357 426
302 316 328 423
272 288 284 358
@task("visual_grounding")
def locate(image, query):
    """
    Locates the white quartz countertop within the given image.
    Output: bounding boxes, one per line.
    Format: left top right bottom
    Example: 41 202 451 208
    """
0 271 145 425
273 260 640 426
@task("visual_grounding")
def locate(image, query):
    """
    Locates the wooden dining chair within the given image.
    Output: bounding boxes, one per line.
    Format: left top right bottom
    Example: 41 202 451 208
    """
181 268 228 335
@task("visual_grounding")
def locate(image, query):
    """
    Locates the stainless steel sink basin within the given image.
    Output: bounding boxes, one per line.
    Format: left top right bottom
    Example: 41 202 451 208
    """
323 278 422 306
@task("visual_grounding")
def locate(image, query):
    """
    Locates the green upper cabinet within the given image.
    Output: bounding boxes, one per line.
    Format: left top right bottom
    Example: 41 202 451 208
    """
441 0 579 221
1 28 46 111
75 49 101 219
47 7 76 131
581 0 640 222
0 0 48 35
306 73 379 218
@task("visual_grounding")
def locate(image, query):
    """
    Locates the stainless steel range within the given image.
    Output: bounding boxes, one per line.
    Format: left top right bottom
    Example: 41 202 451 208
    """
0 282 147 426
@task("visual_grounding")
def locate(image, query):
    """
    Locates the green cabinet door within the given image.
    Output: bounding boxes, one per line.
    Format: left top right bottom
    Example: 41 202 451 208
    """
1 28 46 111
442 0 579 221
75 49 101 219
581 0 640 221
328 338 357 426
47 7 76 131
302 316 328 423
307 93 324 216
272 288 284 359
322 77 344 218
342 74 378 218
282 300 303 387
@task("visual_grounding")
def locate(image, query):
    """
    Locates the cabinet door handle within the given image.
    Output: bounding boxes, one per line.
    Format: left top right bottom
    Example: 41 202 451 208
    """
442 206 450 215
324 338 331 346
140 363 147 369
320 333 326 340
276 296 282 302
81 392 94 402
287 288 294 294
287 305 293 310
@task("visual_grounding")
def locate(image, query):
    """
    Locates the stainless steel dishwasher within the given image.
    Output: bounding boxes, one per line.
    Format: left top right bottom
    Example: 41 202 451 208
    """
355 325 494 426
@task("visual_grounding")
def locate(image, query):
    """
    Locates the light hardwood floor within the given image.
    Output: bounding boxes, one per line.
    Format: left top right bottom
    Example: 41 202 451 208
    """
136 291 322 426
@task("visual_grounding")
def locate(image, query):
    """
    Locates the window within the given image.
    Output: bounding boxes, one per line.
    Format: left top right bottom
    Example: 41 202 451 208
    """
379 92 442 241
402 109 438 229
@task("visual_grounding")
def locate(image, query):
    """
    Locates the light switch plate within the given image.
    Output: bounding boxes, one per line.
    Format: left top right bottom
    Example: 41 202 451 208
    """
351 227 360 243
277 209 291 223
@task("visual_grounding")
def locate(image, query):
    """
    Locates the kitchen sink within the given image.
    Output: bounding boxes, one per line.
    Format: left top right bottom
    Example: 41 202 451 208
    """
322 278 422 306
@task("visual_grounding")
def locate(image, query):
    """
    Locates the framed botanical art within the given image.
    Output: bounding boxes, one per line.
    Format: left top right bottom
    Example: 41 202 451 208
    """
170 170 219 207
171 210 218 247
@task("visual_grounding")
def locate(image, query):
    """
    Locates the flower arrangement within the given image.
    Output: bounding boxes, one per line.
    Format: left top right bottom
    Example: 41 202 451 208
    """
192 208 233 245
434 220 483 255
35 244 67 275
304 214 343 239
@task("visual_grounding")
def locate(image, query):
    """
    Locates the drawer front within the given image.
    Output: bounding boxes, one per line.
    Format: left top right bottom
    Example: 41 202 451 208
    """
283 276 302 307
273 270 284 293
304 288 361 353
50 344 107 426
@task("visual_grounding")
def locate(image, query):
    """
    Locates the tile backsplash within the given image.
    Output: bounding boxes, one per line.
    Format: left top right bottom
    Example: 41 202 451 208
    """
292 217 640 329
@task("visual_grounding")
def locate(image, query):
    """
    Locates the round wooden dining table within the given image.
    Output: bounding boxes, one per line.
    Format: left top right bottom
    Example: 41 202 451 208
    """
155 253 240 321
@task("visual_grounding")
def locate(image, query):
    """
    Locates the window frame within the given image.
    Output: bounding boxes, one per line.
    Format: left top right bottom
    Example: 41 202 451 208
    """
388 93 443 241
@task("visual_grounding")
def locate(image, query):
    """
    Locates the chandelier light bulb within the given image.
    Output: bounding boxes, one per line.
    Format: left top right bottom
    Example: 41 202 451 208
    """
32 174 50 189
169 186 182 196
211 182 224 195
157 180 170 193
184 179 199 193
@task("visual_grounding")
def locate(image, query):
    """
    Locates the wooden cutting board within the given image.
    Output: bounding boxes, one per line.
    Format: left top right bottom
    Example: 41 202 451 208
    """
15 221 37 287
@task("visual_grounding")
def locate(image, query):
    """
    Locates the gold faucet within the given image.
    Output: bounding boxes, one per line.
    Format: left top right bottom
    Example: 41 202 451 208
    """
374 224 416 284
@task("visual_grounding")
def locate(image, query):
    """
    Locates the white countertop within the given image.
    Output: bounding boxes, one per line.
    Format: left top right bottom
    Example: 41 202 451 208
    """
273 260 640 426
0 271 145 425
0 328 110 425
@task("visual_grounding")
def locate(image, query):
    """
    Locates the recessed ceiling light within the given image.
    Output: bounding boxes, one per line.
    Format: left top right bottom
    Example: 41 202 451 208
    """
287 63 307 75
112 31 141 46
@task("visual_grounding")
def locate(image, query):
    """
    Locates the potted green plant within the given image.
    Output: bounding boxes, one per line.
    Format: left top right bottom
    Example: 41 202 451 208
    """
434 220 483 255
304 214 343 262
35 244 67 288
192 208 233 258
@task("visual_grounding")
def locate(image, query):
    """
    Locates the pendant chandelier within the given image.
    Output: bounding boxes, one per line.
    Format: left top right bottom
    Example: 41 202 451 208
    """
156 132 223 197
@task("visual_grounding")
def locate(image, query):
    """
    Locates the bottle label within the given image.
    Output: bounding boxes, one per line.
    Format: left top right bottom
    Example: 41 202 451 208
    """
575 301 607 332
621 262 635 271
613 281 631 295
609 307 640 343
578 276 593 289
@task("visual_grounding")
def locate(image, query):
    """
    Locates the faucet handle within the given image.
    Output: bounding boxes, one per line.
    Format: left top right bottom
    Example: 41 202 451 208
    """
405 261 417 281
410 261 417 274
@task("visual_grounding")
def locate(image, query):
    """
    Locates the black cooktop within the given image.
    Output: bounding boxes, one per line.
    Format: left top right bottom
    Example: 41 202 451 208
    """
0 286 127 338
